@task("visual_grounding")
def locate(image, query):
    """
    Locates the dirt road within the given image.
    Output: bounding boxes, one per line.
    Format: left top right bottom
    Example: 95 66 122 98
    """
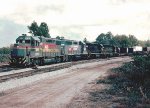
0 57 131 108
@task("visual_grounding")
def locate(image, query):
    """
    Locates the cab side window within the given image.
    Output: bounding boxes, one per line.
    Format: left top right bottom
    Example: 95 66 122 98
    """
36 41 39 46
19 40 23 43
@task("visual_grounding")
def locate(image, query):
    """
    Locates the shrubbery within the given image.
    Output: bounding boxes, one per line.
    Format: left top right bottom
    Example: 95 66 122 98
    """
0 54 10 63
113 55 150 106
0 47 11 63
96 55 150 107
118 55 150 88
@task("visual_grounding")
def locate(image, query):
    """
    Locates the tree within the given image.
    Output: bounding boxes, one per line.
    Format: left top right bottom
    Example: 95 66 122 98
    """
95 32 140 47
83 38 87 43
113 35 130 47
145 40 150 47
138 40 145 47
28 21 39 36
39 22 50 38
96 32 114 45
28 21 50 38
96 33 105 44
56 36 61 39
106 32 113 40
128 35 138 47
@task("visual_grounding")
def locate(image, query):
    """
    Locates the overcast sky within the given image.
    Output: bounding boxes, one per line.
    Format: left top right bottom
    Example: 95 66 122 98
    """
0 0 150 47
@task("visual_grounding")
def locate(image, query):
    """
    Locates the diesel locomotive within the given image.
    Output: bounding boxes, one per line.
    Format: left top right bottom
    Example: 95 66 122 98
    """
10 34 119 67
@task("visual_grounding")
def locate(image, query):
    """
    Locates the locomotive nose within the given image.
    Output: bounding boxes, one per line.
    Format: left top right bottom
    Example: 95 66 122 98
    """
11 44 23 57
11 44 18 57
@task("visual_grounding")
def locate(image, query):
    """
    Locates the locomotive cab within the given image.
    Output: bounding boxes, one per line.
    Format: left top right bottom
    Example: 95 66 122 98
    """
16 35 40 47
13 34 40 57
10 34 41 66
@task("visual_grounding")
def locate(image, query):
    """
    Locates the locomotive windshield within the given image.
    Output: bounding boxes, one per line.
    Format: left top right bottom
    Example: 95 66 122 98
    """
25 40 30 44
16 40 23 44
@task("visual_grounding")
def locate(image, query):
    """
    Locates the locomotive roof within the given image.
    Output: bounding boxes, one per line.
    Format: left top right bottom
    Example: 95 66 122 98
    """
43 37 80 42
17 34 81 43
16 35 40 42
32 36 40 41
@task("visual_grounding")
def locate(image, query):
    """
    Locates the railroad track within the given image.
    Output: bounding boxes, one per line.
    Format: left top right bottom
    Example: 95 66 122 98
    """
0 56 130 83
0 58 105 83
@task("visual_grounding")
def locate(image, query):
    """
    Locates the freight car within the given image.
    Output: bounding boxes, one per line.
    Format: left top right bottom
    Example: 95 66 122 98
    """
142 47 150 55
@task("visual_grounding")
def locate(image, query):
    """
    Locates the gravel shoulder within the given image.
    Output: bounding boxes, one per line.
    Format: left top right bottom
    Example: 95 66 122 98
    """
0 57 131 108
66 63 123 108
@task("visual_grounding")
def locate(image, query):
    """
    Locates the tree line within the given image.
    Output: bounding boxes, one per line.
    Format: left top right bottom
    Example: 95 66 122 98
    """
28 21 150 47
90 32 150 47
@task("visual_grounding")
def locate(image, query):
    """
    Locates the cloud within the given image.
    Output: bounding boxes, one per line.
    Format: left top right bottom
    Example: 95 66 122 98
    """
50 26 84 40
0 18 28 47
0 0 150 47
36 5 65 14
0 0 66 25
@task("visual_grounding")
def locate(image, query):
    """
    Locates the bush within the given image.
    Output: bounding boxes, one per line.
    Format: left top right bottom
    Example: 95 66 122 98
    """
0 47 11 63
95 55 150 107
117 55 150 87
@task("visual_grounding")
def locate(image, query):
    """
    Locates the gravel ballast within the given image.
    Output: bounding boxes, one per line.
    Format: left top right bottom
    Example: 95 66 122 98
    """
0 57 130 92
